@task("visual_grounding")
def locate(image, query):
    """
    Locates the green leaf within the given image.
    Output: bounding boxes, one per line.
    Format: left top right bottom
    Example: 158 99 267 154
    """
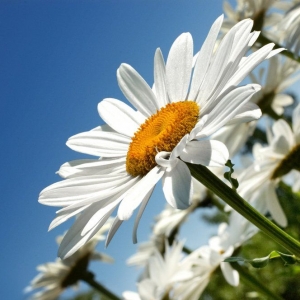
248 256 270 268
278 251 298 265
224 160 239 191
224 250 300 269
224 257 245 263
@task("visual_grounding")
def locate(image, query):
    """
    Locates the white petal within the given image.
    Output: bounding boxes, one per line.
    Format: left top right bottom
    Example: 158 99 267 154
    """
39 173 131 207
57 159 98 178
170 134 189 160
155 151 178 168
220 262 239 286
223 43 276 91
272 119 294 150
122 291 141 300
264 182 287 227
197 84 261 138
105 217 123 247
58 208 111 258
248 31 260 46
57 157 126 178
67 130 130 157
189 15 223 100
132 187 155 243
166 33 193 102
266 48 285 59
49 205 88 231
118 166 164 220
162 160 192 209
226 102 262 125
81 198 122 236
58 176 139 213
154 48 168 107
196 24 235 107
293 103 300 141
98 98 143 137
117 63 159 117
181 140 229 167
272 94 293 115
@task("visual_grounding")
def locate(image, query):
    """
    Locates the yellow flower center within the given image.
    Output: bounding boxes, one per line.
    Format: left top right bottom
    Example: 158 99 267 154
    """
126 101 199 177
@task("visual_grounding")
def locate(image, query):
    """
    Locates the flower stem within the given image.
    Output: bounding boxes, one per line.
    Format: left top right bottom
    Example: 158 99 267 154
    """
186 163 300 257
80 271 121 300
257 34 300 64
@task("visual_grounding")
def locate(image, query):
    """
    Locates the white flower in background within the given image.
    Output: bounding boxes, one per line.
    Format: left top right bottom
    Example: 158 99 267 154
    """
172 211 258 300
126 211 258 300
127 234 165 269
123 241 193 300
25 220 113 300
39 14 282 258
212 54 300 157
238 103 300 227
249 55 300 115
277 3 300 56
222 0 281 33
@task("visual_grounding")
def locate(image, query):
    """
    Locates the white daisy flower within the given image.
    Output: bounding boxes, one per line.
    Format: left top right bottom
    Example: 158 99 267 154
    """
222 0 282 33
249 55 300 116
123 241 193 300
172 210 257 300
126 234 165 269
25 220 113 300
238 102 300 227
172 246 235 300
277 2 300 56
39 15 282 258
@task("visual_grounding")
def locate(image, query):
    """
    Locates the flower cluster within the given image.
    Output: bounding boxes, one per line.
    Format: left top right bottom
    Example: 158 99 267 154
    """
32 0 300 299
25 219 113 300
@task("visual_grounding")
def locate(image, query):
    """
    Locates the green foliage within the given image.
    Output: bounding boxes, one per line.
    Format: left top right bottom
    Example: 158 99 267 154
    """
200 179 300 299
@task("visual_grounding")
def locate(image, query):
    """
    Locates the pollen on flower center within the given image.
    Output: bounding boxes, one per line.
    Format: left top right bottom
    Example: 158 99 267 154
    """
126 101 199 177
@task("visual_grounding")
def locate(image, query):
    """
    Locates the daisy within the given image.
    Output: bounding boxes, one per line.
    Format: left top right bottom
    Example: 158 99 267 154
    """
276 2 300 56
172 210 258 300
126 234 165 269
238 102 300 227
222 0 282 33
123 241 193 300
25 220 113 300
249 55 299 116
39 15 282 258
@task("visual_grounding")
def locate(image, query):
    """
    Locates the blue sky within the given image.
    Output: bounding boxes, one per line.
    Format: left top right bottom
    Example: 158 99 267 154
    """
1 1 227 299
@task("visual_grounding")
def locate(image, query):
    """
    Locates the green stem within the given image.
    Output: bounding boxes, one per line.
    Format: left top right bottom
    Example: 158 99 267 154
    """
182 245 192 254
231 263 283 300
257 34 300 64
81 271 121 300
186 163 300 257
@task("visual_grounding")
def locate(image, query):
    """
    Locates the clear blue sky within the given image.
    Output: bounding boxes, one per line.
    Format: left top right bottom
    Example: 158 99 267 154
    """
0 1 226 299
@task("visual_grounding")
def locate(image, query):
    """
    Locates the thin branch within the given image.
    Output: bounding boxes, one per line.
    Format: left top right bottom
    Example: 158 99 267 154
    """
80 271 121 300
